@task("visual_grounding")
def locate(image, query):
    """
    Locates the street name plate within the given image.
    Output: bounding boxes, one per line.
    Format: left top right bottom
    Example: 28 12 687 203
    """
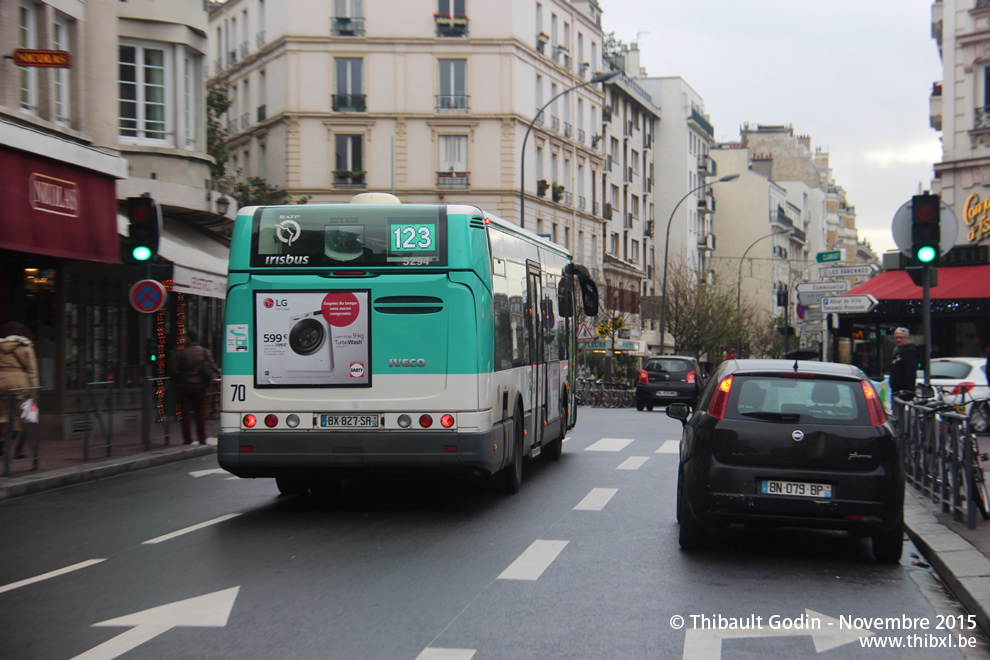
816 250 842 263
795 281 851 293
820 264 878 278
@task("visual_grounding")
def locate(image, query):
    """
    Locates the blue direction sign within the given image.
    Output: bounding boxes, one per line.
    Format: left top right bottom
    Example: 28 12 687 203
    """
129 279 167 314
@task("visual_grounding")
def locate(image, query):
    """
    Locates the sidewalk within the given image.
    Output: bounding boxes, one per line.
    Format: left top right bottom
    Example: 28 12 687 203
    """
4 422 990 637
0 416 219 501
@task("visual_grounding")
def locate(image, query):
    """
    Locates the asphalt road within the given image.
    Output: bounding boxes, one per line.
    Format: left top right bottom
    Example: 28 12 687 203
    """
2 406 990 659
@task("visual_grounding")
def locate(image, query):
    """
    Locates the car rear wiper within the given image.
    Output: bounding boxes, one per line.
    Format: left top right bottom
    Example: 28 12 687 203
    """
741 412 801 421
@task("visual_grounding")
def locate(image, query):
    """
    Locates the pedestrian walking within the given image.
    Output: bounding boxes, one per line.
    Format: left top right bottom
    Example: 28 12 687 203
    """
172 329 220 445
889 327 919 398
0 321 40 458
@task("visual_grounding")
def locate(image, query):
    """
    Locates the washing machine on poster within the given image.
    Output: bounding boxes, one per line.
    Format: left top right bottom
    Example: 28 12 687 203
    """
286 310 334 373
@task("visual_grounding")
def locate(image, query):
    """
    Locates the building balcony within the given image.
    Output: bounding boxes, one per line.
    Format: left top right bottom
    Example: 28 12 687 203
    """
333 16 366 36
578 196 586 210
333 94 367 112
239 41 249 59
563 191 573 206
551 116 560 131
975 106 990 131
257 104 266 123
437 171 469 189
256 31 266 48
564 122 572 138
930 83 942 131
333 170 366 188
577 128 585 144
240 112 249 129
437 94 469 112
435 14 468 37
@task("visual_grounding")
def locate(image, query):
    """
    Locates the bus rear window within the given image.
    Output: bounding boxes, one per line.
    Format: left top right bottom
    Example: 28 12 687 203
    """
250 205 448 268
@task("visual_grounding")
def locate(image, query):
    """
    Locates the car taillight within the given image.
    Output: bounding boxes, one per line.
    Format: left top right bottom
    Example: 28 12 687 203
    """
951 382 975 396
687 371 696 385
707 375 733 419
639 369 649 383
861 380 887 426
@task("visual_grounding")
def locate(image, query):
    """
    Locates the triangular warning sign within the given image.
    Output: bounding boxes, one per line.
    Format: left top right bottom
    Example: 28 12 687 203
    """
577 323 594 341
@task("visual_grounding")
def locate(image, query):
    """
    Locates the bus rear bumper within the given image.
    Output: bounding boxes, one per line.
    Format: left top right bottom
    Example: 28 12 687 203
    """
217 428 506 479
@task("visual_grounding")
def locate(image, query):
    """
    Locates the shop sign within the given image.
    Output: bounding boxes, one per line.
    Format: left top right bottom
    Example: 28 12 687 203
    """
29 173 80 217
13 49 71 68
963 194 990 243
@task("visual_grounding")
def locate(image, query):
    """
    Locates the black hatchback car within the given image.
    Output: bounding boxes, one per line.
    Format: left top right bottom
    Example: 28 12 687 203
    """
635 356 703 411
667 359 904 562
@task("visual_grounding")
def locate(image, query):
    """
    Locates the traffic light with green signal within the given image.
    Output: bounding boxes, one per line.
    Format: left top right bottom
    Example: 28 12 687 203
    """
910 193 940 265
123 196 162 265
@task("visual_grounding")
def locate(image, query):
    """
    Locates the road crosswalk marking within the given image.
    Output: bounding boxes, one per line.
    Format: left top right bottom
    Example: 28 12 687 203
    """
585 437 634 452
415 649 476 660
497 540 568 580
617 456 649 470
0 558 106 595
574 488 617 511
656 440 680 454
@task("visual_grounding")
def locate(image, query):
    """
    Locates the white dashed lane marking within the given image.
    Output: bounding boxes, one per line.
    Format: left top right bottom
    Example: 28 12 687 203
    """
0 559 107 595
656 440 680 454
415 649 476 660
585 437 634 452
573 488 618 511
141 513 242 545
617 456 649 470
497 540 568 581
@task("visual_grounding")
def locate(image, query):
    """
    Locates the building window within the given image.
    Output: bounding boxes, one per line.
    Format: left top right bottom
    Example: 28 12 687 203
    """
53 13 72 124
259 142 267 180
438 59 467 111
334 58 365 111
438 0 465 15
334 0 365 36
334 134 365 186
183 53 195 146
119 42 169 142
631 239 639 264
610 231 619 256
19 2 38 114
438 135 468 188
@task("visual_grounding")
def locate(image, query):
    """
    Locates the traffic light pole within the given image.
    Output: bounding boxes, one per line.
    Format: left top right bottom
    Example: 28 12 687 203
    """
922 265 932 386
141 269 153 449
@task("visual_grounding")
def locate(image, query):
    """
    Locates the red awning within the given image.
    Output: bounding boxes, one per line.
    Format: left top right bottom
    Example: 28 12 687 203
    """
0 146 120 263
845 264 990 300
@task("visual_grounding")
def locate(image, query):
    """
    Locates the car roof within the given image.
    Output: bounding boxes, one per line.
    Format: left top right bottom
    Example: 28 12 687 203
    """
932 357 985 366
720 359 864 379
646 355 697 362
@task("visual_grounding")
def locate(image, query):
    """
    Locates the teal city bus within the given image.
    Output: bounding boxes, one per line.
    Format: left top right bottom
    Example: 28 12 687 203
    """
218 193 599 494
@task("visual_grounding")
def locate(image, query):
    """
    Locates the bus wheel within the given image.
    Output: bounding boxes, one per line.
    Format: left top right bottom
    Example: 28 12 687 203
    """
501 412 524 494
276 475 309 496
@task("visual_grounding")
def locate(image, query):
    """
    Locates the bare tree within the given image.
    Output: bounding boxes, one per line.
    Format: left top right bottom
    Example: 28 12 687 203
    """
665 257 738 365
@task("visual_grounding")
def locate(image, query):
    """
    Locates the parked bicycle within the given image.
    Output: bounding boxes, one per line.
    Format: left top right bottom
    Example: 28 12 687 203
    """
928 393 990 521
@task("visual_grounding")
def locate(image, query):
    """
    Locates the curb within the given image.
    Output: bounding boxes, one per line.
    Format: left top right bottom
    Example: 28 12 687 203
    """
0 444 216 501
904 488 990 636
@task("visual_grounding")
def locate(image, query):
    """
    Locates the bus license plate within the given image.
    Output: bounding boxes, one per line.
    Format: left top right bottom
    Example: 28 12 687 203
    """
321 415 379 428
761 479 832 499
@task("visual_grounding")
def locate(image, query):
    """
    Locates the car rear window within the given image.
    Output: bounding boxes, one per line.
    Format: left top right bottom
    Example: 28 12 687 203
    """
929 361 973 380
644 359 691 373
726 376 868 425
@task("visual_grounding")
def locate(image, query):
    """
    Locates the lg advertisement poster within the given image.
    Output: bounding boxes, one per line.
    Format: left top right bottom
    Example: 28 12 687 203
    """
255 291 370 387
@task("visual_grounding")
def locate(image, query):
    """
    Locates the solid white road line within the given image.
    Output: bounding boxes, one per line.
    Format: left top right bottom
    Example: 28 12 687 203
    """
656 440 680 454
497 540 568 581
617 456 650 470
573 488 618 511
585 437 634 452
0 558 106 595
415 649 477 660
141 513 242 545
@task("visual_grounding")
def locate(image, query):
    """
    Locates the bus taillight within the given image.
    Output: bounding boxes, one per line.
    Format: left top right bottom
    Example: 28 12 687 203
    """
441 414 455 428
419 414 434 428
243 414 257 428
265 414 278 428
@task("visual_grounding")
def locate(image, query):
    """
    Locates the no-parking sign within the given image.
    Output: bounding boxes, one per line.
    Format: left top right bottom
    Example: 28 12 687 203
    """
129 279 167 313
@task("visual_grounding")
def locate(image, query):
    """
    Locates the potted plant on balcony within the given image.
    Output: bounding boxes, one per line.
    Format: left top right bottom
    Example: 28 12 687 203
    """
452 13 468 26
551 182 565 203
434 13 452 25
591 134 602 147
538 32 550 44
334 169 365 183
537 179 549 197
603 106 613 123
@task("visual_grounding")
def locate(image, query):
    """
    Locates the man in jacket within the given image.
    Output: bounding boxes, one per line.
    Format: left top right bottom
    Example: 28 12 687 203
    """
172 329 220 444
889 327 919 398
0 321 39 457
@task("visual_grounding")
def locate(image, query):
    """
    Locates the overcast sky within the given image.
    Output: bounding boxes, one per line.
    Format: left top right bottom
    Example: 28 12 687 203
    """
602 0 943 256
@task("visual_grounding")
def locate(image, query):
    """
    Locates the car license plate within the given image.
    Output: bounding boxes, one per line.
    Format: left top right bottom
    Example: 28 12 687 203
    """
320 414 379 428
761 479 832 499
657 390 677 397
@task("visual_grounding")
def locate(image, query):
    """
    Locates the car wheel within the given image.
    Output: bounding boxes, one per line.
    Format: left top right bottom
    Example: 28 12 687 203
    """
872 520 904 563
636 401 644 411
678 479 705 550
500 411 524 494
646 405 654 412
275 475 309 496
676 469 682 523
972 402 990 434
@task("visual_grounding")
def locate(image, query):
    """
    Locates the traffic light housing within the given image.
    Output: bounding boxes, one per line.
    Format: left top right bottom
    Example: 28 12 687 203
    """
910 193 940 265
123 196 162 265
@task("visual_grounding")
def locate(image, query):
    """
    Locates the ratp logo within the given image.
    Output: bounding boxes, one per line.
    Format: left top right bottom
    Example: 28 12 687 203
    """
350 363 365 378
274 219 301 246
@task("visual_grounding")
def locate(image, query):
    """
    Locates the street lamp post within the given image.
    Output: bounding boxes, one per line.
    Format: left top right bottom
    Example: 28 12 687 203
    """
735 228 792 358
519 71 619 230
657 173 739 354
